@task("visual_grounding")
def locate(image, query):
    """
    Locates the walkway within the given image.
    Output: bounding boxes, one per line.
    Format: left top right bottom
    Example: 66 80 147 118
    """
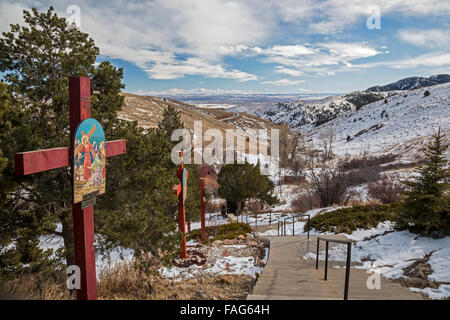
247 235 424 300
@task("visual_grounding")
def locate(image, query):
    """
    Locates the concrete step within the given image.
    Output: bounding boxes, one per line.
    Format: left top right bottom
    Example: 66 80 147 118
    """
249 235 424 300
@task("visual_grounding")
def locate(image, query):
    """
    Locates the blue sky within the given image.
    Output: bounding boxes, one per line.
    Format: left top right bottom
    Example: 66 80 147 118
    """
1 0 449 94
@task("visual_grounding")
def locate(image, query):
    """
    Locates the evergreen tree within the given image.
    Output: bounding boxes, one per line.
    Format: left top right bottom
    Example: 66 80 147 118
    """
95 124 180 264
156 104 203 229
396 129 449 237
158 104 183 141
0 83 9 179
218 162 278 215
0 7 181 275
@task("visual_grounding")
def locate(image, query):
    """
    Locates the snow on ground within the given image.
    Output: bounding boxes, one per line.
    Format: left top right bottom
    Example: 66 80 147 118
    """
305 82 450 160
158 245 264 281
304 221 450 299
190 212 228 231
256 207 344 236
410 285 450 300
39 225 134 278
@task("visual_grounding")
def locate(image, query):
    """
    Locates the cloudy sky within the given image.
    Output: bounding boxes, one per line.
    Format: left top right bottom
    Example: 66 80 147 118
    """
1 0 449 94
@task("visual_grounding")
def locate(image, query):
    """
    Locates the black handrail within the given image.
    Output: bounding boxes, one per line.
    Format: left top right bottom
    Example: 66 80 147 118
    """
278 214 311 239
315 237 353 300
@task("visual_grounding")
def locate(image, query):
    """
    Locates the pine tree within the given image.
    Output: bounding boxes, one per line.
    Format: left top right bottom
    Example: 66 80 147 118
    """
0 83 9 178
95 124 180 264
396 128 449 237
218 162 278 215
158 104 183 141
156 104 203 231
0 7 182 275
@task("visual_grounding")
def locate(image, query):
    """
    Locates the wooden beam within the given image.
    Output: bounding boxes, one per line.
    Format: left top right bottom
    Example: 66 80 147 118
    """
14 147 70 176
105 139 126 157
14 140 127 176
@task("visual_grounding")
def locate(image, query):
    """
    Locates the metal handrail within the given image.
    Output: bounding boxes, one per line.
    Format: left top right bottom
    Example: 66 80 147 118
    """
315 237 353 300
277 213 311 239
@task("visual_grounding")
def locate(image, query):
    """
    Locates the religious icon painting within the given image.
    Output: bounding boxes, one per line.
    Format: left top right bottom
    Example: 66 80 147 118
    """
73 118 106 204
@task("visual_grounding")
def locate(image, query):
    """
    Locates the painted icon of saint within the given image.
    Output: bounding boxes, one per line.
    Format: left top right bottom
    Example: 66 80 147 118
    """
81 133 95 181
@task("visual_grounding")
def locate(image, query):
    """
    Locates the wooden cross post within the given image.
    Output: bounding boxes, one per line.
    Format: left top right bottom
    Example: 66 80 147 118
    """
173 151 188 259
200 177 206 242
14 76 126 300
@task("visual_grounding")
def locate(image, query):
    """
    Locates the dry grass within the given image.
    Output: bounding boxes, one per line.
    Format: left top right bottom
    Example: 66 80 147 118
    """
119 92 292 156
0 259 256 300
98 260 254 300
0 271 72 300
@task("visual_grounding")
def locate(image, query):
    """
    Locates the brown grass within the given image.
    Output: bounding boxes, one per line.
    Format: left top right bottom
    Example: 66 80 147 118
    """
98 260 255 300
0 259 256 300
0 271 72 300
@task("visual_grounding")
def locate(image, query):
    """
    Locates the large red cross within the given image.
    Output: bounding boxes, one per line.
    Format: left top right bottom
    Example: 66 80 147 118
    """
14 76 126 300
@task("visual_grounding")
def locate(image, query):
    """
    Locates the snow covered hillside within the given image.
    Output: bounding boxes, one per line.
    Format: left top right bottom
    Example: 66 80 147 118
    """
304 82 450 160
367 74 450 92
245 91 389 128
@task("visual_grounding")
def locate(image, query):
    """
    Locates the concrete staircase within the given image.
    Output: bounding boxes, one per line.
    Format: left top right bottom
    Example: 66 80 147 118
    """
247 236 424 300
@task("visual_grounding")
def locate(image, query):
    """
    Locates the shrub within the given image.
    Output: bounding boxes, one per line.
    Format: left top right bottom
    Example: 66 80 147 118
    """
205 200 224 213
291 191 320 212
346 166 381 185
308 163 350 207
246 199 264 213
187 223 252 242
368 176 405 203
305 204 399 234
340 154 396 170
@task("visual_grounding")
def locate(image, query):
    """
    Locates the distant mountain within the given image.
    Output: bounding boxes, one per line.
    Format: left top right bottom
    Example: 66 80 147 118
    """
304 82 450 160
245 74 450 129
366 74 450 92
252 91 388 128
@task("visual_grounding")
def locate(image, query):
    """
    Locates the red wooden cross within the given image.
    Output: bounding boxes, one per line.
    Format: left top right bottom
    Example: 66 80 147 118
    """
200 177 206 242
14 76 126 300
173 151 188 259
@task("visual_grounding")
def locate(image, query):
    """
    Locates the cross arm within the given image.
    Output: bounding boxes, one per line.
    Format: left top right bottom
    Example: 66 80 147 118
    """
14 139 126 176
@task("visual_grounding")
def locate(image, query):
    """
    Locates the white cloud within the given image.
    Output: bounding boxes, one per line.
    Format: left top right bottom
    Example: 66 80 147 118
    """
261 79 305 86
272 0 450 34
1 0 449 86
274 66 305 76
264 45 314 57
349 52 450 69
263 42 382 76
319 42 380 59
397 29 450 49
145 57 258 81
0 0 265 82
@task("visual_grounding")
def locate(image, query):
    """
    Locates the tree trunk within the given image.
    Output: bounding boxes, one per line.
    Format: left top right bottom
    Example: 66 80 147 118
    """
236 201 242 216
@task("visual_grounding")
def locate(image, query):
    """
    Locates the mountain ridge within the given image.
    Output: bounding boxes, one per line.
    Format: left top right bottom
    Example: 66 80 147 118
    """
366 74 450 92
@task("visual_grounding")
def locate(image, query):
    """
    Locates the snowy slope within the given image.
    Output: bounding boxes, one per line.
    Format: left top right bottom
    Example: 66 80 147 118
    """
367 74 450 92
250 91 389 128
304 82 450 160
